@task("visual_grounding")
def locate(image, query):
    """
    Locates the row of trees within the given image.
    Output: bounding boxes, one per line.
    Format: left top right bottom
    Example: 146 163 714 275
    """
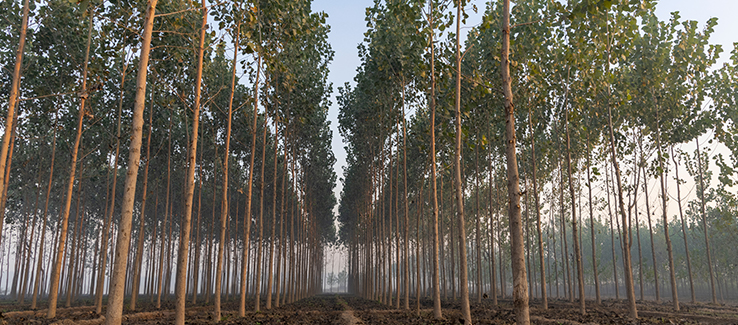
1 0 337 324
338 0 737 324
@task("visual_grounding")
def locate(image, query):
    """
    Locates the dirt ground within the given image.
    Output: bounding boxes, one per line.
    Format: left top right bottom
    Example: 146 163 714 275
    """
1 294 736 324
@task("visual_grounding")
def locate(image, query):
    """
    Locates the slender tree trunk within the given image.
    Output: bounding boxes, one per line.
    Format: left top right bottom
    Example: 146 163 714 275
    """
0 115 17 280
695 139 716 304
97 46 128 316
671 146 695 303
605 161 619 300
475 149 482 304
528 108 546 309
254 103 269 311
157 116 172 309
0 0 31 244
237 49 260 318
605 16 636 316
31 120 57 309
564 109 585 314
643 165 659 302
654 106 678 310
425 0 442 319
606 89 637 320
131 95 155 311
452 3 470 323
103 45 158 317
19 164 43 303
47 10 94 318
169 3 207 323
501 1 529 323
415 176 423 315
214 30 238 313
401 83 410 308
65 180 84 307
488 150 497 306
191 140 204 303
559 166 572 302
585 135 600 304
266 107 279 310
275 130 288 307
635 172 648 300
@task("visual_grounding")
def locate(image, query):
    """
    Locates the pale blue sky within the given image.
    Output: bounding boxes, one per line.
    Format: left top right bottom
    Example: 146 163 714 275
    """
310 0 738 203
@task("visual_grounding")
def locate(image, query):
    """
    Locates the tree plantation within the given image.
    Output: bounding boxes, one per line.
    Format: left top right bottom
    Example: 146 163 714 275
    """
0 0 737 324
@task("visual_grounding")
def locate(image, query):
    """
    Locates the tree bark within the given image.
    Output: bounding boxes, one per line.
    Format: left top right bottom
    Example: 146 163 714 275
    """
102 0 158 321
501 1 529 323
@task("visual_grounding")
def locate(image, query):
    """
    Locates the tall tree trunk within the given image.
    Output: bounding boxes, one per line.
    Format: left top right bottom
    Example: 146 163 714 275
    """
214 21 239 318
157 115 172 309
0 0 30 246
170 3 207 322
131 94 155 311
237 49 260 318
415 176 424 315
475 149 482 304
586 135 600 304
425 0 442 319
266 108 279 310
102 0 159 313
191 139 204 303
564 109 585 314
654 105 678 310
47 10 94 318
528 108 546 309
0 114 17 278
254 99 269 311
606 93 637 319
501 1 529 323
605 160 619 300
98 46 128 314
488 150 497 306
452 3 470 323
559 166 571 302
605 15 636 316
402 94 410 309
65 179 84 307
31 120 57 309
275 130 288 307
671 145 695 303
19 163 43 303
635 172 648 300
695 138 716 304
642 165 659 302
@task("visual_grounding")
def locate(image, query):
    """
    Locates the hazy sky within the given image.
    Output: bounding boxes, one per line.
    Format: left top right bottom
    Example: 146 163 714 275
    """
309 0 738 207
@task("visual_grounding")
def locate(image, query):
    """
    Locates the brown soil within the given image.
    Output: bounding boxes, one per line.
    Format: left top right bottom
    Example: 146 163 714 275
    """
1 295 735 324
